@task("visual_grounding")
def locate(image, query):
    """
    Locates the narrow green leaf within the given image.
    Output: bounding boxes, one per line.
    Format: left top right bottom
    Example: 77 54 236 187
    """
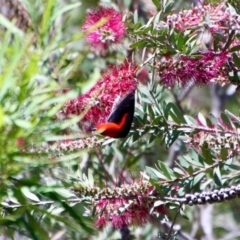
220 112 234 129
173 167 185 177
198 112 207 126
0 15 24 37
21 187 40 202
165 130 182 147
52 2 81 21
178 156 190 169
25 211 49 240
33 206 94 234
41 0 56 39
180 209 189 220
229 45 240 52
158 161 174 180
60 201 95 233
14 119 32 129
201 143 213 165
177 33 185 50
164 1 174 14
152 0 161 9
220 148 228 160
233 52 240 68
165 103 186 124
214 167 222 187
130 40 147 49
188 165 193 176
192 172 205 186
146 167 168 180
133 9 138 24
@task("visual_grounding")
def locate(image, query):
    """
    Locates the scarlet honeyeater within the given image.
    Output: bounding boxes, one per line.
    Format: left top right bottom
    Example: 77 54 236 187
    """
58 62 137 138
95 92 135 138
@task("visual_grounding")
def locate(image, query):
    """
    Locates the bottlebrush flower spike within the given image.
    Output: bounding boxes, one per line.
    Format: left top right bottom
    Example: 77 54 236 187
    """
82 6 126 50
94 193 166 229
167 3 240 33
158 51 229 87
58 62 137 132
73 180 167 229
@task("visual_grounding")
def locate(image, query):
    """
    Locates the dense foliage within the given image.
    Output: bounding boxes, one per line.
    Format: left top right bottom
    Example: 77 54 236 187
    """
0 0 240 239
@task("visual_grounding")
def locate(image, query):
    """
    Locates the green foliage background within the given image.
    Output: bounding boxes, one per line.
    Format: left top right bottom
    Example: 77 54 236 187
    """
0 0 240 239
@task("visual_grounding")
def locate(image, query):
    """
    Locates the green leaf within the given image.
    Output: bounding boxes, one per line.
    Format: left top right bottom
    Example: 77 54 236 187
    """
173 167 185 177
41 0 56 41
152 0 161 9
60 201 95 233
220 148 228 160
229 45 240 52
146 167 168 180
130 40 147 49
177 33 186 51
33 205 94 234
158 161 174 180
21 187 40 202
133 9 138 24
163 1 174 14
0 15 24 37
198 112 207 126
24 211 49 240
209 113 219 126
180 208 189 220
165 130 182 147
233 52 240 68
165 103 186 124
178 156 190 169
52 2 81 21
225 163 240 171
201 143 213 165
0 36 28 101
14 119 32 129
152 116 164 125
188 165 194 176
214 167 222 187
87 169 94 188
192 172 205 186
220 112 234 129
205 117 213 128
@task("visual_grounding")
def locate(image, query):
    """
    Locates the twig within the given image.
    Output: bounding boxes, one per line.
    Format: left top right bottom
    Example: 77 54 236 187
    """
222 30 235 52
167 203 182 240
163 159 224 184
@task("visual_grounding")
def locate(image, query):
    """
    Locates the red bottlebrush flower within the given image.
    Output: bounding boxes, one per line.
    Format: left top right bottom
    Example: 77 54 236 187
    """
112 214 128 229
95 216 107 228
136 67 150 85
167 3 240 34
159 51 229 87
94 196 167 229
58 62 137 132
92 181 167 229
82 6 126 50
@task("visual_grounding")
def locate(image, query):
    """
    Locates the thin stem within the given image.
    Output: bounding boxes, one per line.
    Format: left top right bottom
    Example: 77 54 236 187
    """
163 159 224 184
167 204 182 240
222 30 235 52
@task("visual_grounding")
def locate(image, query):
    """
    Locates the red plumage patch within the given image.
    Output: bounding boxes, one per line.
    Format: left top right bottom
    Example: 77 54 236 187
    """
96 92 135 138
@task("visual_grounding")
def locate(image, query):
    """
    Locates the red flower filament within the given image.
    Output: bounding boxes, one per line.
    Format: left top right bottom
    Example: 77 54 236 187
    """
82 6 126 49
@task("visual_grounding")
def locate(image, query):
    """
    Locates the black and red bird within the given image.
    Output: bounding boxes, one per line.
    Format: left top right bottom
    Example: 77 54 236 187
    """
95 92 135 138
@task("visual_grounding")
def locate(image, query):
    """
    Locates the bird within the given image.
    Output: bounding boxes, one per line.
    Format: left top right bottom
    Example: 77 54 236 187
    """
94 92 135 138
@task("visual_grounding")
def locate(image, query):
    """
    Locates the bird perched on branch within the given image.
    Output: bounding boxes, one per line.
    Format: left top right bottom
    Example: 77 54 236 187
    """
94 92 135 138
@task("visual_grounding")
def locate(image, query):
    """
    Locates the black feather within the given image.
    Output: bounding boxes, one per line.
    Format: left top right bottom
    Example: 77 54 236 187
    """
107 92 135 138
